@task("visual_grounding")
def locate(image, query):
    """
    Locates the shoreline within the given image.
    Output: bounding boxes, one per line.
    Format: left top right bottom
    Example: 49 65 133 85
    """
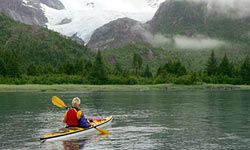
0 84 249 92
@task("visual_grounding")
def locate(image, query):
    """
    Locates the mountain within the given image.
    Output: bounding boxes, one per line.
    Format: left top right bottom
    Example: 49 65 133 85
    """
0 0 165 43
148 0 250 44
87 18 151 51
148 0 207 35
89 0 250 50
0 13 92 73
0 0 64 26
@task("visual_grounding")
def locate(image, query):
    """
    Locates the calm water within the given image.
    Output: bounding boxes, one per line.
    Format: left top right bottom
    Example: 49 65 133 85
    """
0 90 249 149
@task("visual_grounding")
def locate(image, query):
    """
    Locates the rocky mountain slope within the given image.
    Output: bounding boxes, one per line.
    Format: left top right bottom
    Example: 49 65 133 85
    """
87 18 151 51
0 0 64 26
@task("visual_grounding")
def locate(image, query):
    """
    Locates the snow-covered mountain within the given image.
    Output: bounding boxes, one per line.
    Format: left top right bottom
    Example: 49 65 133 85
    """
0 0 164 43
40 0 165 43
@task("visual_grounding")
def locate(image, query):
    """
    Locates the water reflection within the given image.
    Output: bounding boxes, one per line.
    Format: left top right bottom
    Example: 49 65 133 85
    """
40 134 112 150
62 138 88 150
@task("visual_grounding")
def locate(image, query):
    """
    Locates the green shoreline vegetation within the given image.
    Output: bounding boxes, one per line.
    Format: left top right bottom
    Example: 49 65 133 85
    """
0 84 250 92
0 50 250 86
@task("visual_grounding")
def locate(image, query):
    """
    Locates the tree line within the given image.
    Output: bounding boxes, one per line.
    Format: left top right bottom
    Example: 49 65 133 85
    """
0 49 250 85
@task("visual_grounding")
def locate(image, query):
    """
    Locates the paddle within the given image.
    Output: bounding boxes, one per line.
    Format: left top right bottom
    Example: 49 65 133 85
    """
52 96 68 109
51 96 110 135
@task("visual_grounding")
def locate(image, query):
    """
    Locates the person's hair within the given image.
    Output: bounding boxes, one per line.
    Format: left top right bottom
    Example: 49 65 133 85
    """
72 97 81 107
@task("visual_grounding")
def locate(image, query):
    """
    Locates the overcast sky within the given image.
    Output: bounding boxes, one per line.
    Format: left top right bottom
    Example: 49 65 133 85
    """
97 0 166 12
107 0 250 17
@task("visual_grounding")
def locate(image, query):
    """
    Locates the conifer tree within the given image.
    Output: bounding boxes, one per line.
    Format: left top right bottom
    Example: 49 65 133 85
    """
143 64 153 78
173 61 187 76
240 56 250 83
27 64 38 76
133 53 143 75
163 61 187 76
89 51 107 84
218 54 232 77
206 50 217 76
0 57 6 76
113 62 123 76
43 64 54 74
4 50 21 77
156 66 165 76
84 60 93 75
62 61 75 75
74 59 84 75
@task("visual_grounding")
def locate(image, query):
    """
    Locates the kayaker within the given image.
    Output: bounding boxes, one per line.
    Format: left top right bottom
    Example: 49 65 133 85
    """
63 97 90 128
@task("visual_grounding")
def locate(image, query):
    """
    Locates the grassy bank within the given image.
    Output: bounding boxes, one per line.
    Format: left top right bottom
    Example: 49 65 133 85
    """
0 84 250 92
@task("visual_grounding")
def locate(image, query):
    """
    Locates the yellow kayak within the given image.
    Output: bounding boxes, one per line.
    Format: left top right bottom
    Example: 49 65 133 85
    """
40 116 113 142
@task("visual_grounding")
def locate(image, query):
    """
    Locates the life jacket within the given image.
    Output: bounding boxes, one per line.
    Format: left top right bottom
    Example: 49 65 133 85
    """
66 108 79 127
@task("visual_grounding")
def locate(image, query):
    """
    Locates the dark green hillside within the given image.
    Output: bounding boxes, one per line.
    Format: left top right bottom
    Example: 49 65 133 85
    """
102 42 249 73
102 44 165 72
0 13 93 73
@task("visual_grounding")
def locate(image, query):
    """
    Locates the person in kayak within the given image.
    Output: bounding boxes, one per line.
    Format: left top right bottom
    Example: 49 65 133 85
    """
63 97 90 128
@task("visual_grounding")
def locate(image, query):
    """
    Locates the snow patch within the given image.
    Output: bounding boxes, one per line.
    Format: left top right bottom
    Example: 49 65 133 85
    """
22 0 38 9
22 0 29 4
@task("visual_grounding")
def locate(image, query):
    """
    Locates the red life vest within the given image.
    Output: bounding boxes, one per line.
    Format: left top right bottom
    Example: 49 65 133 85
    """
66 108 79 127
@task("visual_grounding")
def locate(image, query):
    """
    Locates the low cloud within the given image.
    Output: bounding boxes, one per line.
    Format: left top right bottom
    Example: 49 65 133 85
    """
132 22 226 50
131 23 171 47
171 0 250 18
143 32 225 50
146 33 171 47
174 35 225 49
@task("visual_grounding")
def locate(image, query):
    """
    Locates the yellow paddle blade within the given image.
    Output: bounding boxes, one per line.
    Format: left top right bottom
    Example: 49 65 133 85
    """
95 127 111 135
52 96 67 109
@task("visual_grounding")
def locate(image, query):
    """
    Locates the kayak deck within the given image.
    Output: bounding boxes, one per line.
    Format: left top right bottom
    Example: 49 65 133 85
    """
40 115 112 141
